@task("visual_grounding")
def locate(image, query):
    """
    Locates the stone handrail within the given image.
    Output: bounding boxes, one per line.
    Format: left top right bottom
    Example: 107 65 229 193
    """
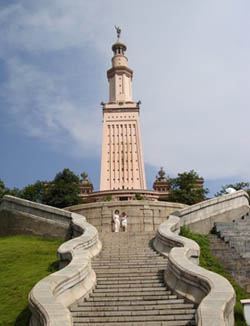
178 190 249 233
153 214 235 326
1 196 104 326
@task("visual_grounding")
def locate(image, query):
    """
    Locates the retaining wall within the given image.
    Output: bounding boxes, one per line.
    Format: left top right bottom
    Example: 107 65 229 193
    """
66 200 187 232
0 195 72 239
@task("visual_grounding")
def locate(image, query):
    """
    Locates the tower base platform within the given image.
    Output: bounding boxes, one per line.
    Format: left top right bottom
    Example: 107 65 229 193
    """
80 189 170 203
66 199 186 232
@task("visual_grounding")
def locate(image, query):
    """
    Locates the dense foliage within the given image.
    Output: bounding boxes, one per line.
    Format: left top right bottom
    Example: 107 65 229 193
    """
215 182 250 198
167 170 209 205
0 235 63 326
43 168 82 208
0 168 82 208
0 179 22 198
180 227 248 326
21 180 47 203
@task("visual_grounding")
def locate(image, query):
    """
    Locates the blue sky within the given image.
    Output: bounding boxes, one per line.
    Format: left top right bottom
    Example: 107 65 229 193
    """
0 0 250 196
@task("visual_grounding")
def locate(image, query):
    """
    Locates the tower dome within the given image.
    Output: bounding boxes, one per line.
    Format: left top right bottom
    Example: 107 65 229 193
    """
112 41 127 56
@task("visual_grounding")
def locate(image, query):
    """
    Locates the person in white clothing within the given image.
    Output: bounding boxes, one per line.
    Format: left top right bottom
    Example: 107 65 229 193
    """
121 212 128 232
113 209 120 232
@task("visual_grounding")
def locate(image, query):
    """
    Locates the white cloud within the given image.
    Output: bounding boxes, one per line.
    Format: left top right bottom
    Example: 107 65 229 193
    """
0 1 110 54
2 57 101 155
1 0 250 182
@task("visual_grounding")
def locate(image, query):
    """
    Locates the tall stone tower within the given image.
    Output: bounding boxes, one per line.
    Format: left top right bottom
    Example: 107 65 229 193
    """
100 28 146 191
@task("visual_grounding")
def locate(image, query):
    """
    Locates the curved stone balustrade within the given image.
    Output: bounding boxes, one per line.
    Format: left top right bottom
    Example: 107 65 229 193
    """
153 214 235 326
29 211 102 326
178 190 249 234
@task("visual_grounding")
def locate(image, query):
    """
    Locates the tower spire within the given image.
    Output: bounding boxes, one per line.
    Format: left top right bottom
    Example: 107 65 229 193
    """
107 27 133 104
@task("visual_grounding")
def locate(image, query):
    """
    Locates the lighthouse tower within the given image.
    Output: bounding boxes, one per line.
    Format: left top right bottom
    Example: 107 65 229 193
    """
100 28 146 191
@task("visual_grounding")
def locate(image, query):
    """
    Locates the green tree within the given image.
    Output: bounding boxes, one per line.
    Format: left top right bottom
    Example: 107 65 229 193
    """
168 170 208 205
21 180 47 203
43 168 82 208
215 182 250 197
0 179 22 199
6 187 22 198
0 179 6 199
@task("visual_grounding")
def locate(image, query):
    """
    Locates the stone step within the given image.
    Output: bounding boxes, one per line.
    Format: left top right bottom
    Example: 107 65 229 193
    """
97 252 159 256
99 235 155 239
94 283 167 290
72 321 195 326
97 274 163 279
92 256 167 263
98 252 156 256
71 303 196 312
76 299 187 307
96 282 166 289
91 289 171 296
87 294 178 302
97 255 160 259
100 247 155 251
93 259 165 264
100 232 153 237
92 263 167 269
100 242 154 244
93 256 165 262
102 244 153 247
96 276 164 283
72 308 196 317
101 244 155 247
72 313 195 323
96 255 161 260
95 272 164 279
92 262 166 267
95 268 165 275
101 240 154 242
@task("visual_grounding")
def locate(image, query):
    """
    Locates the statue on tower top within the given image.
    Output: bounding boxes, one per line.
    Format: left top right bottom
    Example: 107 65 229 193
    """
115 25 121 41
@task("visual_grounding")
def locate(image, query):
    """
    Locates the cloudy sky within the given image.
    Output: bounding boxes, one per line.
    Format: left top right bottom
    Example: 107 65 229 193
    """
0 0 250 195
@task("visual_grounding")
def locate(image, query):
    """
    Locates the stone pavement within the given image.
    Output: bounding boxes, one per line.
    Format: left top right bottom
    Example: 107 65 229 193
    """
70 232 196 325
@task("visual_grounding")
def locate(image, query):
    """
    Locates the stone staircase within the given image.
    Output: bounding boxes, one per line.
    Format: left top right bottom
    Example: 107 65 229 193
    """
70 232 196 326
215 213 250 259
210 234 250 294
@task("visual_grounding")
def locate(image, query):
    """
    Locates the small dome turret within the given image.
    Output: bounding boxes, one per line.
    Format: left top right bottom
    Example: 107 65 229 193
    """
112 26 127 55
112 41 127 56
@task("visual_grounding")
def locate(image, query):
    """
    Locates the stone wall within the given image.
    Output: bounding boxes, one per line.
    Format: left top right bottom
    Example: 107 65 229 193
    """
66 200 187 232
0 195 72 239
179 190 250 234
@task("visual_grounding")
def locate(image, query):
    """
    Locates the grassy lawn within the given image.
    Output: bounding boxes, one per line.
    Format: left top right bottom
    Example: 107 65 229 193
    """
0 235 64 326
180 227 248 326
